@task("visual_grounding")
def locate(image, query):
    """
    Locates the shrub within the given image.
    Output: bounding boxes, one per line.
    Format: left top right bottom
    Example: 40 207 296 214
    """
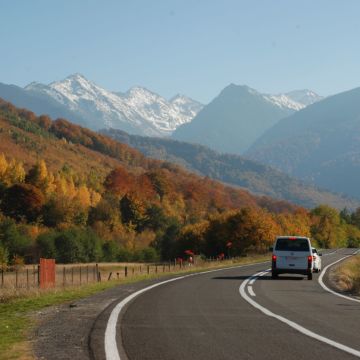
141 247 159 262
0 218 31 261
36 231 57 259
53 228 102 263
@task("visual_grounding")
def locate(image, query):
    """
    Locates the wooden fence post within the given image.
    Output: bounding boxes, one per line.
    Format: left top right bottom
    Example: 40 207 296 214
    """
33 265 36 285
147 265 150 274
95 263 99 282
125 266 128 277
37 265 40 287
1 269 3 288
63 267 66 287
26 269 29 289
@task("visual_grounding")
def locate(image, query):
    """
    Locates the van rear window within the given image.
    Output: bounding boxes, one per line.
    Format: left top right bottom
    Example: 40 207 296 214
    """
275 238 310 251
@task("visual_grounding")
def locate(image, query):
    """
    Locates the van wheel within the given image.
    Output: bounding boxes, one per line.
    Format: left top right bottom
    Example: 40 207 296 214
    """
307 273 313 280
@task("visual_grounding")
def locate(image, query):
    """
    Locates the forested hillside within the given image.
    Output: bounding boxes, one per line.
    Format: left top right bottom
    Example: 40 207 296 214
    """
102 128 359 210
0 98 359 267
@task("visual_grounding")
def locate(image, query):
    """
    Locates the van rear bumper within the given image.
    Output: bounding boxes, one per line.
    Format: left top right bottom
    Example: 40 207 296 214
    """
272 268 311 275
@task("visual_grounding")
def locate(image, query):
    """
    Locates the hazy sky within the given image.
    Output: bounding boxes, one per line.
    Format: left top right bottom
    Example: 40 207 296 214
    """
1 0 360 103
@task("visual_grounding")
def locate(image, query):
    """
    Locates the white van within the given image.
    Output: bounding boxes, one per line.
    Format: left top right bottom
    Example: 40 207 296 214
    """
270 236 314 280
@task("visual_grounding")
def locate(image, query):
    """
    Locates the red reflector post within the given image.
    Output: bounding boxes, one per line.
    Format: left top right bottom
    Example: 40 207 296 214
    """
272 255 277 261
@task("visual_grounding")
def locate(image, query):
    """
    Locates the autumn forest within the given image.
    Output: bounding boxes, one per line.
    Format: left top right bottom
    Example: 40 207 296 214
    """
0 98 359 266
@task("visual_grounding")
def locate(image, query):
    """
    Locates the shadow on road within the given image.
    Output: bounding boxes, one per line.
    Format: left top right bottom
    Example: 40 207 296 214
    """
212 275 305 281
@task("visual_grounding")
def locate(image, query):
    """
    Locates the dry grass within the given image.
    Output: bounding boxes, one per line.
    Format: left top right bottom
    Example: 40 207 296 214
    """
333 255 360 295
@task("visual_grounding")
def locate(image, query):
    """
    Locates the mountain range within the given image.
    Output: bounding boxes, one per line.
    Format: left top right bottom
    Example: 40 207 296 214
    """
172 84 322 154
7 73 360 203
0 75 320 139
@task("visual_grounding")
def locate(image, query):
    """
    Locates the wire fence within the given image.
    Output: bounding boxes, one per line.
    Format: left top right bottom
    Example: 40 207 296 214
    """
0 257 226 290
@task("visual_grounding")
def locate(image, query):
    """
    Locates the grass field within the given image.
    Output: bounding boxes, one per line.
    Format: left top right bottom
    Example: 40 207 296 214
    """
333 254 360 295
0 255 269 360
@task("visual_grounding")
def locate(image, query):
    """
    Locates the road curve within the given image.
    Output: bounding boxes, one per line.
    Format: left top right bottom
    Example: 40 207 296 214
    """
101 249 360 360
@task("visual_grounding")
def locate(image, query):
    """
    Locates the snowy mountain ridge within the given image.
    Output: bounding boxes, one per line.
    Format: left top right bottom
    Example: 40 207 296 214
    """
265 89 323 111
25 74 203 136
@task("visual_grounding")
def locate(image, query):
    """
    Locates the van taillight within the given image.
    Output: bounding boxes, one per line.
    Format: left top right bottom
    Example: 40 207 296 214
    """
307 255 312 268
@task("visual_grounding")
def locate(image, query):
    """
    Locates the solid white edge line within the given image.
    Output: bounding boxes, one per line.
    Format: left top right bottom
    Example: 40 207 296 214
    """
239 256 360 358
248 286 256 297
104 260 270 360
318 251 360 304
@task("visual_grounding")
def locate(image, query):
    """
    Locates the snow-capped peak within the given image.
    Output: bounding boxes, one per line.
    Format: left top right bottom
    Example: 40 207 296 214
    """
285 89 323 106
24 74 203 136
170 94 204 120
263 89 322 111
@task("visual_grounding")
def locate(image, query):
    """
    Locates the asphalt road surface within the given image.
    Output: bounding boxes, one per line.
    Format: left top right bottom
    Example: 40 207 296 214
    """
100 249 360 360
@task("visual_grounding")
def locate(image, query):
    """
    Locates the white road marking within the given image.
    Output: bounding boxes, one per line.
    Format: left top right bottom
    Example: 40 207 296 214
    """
318 251 360 304
249 270 268 285
105 261 270 360
239 256 360 358
248 286 256 297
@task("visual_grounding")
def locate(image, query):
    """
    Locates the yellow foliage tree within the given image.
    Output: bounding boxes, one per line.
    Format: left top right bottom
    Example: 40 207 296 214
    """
0 153 8 180
75 185 92 208
5 159 25 185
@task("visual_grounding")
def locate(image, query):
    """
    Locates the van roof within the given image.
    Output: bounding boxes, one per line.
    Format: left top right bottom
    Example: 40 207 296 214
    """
276 236 310 240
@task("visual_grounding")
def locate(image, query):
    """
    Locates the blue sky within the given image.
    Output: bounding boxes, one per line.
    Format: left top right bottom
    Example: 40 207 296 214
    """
1 0 359 103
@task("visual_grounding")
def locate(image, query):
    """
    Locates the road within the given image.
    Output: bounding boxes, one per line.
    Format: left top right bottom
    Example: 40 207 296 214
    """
100 249 360 360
